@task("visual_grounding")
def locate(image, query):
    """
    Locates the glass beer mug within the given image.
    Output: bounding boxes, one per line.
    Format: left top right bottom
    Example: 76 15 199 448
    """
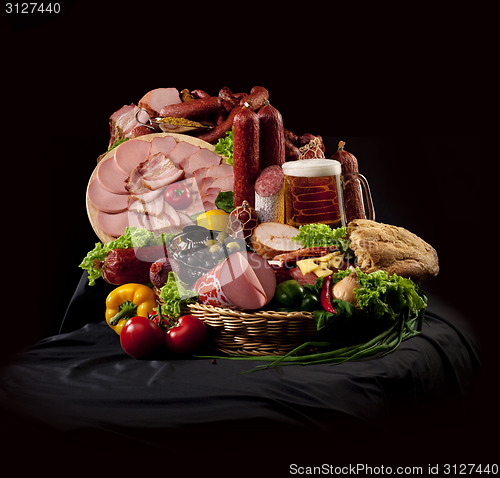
281 159 374 228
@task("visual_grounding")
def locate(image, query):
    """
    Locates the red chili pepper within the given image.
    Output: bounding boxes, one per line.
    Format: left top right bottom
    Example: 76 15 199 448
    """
320 276 337 314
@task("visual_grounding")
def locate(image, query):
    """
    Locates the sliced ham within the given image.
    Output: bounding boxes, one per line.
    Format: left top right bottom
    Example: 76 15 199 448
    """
205 163 233 178
150 135 177 157
180 149 221 177
128 195 164 217
97 154 129 195
97 210 129 238
202 201 216 211
129 188 164 203
143 164 184 191
114 138 152 175
125 153 184 194
87 179 129 213
201 187 220 205
138 88 182 117
168 141 200 167
192 167 208 186
125 168 150 195
200 175 233 193
194 163 233 191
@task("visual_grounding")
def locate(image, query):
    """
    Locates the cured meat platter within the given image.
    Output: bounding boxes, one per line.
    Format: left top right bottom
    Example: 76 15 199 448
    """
86 132 230 244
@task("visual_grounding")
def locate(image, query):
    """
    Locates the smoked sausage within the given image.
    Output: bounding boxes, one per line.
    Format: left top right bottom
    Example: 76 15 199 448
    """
285 139 301 161
330 140 365 222
159 96 222 120
195 105 242 143
232 106 260 208
101 246 168 285
257 103 285 169
239 86 269 110
219 86 243 108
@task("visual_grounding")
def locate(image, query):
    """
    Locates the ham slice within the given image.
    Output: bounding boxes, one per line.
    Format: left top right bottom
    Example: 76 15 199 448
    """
138 88 182 117
125 153 184 195
180 149 221 177
205 163 233 178
150 135 177 157
97 210 129 238
114 138 152 175
87 179 129 213
201 175 233 193
97 154 129 195
168 141 200 167
195 163 233 191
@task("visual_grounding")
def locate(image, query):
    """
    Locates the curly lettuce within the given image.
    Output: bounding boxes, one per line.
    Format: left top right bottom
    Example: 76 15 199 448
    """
315 268 427 329
158 272 198 319
214 129 233 165
293 223 349 252
79 227 174 285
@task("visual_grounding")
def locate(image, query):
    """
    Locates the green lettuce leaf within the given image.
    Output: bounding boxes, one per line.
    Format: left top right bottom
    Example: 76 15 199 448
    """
158 272 198 319
214 129 233 165
293 224 349 252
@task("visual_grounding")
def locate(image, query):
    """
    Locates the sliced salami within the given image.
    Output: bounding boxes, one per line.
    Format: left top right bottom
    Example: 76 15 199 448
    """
254 165 285 223
255 165 284 197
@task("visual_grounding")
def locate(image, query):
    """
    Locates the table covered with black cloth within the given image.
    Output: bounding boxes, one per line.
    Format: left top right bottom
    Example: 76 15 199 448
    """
0 272 481 475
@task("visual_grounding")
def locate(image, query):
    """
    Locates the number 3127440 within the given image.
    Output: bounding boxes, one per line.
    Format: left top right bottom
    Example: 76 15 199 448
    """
5 3 61 13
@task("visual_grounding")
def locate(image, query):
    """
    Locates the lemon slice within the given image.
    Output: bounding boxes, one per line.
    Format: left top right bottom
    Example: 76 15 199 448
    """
197 210 229 231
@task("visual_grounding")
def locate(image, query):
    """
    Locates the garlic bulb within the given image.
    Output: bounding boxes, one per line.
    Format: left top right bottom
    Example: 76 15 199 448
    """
332 266 359 305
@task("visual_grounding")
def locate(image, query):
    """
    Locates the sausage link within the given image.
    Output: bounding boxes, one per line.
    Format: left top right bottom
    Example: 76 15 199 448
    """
191 89 211 99
195 105 242 143
159 96 222 120
257 103 285 168
101 246 168 285
285 139 301 161
219 86 240 108
284 128 299 145
233 107 260 208
239 86 269 110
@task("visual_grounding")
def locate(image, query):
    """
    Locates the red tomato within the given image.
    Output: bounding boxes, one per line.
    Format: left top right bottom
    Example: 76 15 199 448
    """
164 315 208 355
163 183 192 209
120 316 165 359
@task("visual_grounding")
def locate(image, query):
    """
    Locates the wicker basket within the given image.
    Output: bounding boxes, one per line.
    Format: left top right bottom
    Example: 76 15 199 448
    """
183 302 317 356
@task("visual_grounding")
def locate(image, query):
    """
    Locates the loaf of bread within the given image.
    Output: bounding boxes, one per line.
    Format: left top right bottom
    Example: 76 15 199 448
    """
346 219 439 281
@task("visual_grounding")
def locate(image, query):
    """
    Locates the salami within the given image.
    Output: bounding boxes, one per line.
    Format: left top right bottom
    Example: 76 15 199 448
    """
195 106 241 144
232 107 260 208
255 165 285 223
257 103 285 169
159 96 222 120
330 141 365 222
239 86 269 110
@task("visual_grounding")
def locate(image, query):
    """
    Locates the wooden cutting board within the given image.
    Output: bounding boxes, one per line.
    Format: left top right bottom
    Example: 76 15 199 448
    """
86 132 218 244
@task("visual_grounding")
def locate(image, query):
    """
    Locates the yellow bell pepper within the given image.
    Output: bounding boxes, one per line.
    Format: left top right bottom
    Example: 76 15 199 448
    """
105 283 157 335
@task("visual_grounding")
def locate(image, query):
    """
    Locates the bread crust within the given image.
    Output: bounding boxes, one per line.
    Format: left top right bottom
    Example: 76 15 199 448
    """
346 219 439 281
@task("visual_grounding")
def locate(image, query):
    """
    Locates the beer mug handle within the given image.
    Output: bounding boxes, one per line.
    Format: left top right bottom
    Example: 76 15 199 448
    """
342 172 376 221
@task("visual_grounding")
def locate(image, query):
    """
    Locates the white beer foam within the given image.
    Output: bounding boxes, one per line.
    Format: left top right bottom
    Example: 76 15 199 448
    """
282 159 342 177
